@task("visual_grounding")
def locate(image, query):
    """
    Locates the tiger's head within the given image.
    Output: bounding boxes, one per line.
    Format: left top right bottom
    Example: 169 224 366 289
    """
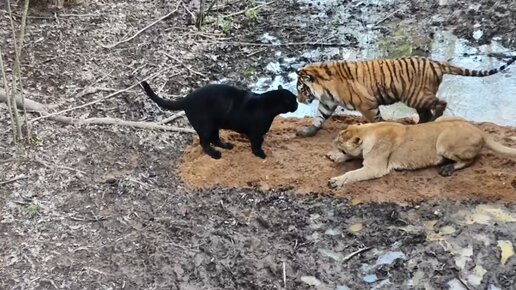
296 68 318 104
334 125 364 157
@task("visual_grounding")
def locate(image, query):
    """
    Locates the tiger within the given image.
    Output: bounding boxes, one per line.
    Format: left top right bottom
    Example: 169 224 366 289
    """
295 56 516 137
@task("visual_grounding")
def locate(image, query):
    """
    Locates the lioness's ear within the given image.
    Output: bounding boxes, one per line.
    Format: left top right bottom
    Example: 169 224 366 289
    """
352 136 362 146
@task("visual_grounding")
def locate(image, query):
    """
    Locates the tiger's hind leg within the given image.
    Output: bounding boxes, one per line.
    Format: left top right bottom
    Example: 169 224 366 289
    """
416 108 433 123
357 104 383 123
431 99 447 121
412 94 447 123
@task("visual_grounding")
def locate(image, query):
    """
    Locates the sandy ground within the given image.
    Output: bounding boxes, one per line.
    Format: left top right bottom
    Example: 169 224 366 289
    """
181 116 516 205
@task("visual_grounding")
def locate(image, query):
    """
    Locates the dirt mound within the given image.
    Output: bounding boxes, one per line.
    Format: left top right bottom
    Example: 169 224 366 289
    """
180 116 516 205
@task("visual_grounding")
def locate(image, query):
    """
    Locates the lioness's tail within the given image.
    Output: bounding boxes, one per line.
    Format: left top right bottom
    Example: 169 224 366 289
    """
482 133 516 157
439 56 516 77
140 81 185 111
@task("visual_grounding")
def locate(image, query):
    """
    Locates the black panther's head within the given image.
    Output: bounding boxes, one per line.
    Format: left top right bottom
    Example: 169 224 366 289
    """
276 85 299 113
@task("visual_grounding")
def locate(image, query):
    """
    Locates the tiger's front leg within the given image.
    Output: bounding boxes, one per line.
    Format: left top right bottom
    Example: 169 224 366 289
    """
296 101 337 137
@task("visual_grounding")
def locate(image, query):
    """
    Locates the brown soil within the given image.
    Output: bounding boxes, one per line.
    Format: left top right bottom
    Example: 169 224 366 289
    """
181 116 516 205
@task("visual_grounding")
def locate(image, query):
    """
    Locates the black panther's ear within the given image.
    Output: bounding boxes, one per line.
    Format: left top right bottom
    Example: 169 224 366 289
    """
278 85 283 90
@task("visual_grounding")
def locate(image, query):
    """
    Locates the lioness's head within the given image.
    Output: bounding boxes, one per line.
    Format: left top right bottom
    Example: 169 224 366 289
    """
334 125 363 157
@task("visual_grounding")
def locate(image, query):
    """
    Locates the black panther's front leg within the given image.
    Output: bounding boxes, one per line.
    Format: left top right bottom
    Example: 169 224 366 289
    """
249 134 266 159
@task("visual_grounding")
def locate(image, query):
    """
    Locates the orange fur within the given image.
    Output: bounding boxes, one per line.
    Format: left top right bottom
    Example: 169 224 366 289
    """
295 56 516 137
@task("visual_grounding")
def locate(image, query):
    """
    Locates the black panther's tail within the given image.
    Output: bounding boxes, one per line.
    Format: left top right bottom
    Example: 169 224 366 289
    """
140 81 185 111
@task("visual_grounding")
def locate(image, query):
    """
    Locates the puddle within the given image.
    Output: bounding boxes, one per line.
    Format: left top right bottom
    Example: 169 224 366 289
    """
249 1 516 127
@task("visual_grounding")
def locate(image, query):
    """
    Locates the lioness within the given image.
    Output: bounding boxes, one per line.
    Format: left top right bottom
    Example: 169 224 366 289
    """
327 116 516 188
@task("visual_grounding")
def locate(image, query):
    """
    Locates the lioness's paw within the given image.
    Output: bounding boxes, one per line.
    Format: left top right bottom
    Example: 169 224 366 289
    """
328 177 345 189
438 164 455 177
326 150 347 163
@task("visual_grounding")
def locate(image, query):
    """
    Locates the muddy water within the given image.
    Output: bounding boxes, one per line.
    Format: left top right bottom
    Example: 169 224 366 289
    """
250 2 516 126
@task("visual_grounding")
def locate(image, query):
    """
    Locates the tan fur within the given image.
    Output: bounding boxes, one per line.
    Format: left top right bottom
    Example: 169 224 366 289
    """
327 117 516 188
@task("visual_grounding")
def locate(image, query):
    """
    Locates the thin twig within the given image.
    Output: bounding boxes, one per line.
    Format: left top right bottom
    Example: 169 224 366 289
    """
282 261 287 289
342 247 373 263
68 215 110 222
181 0 197 24
163 52 208 78
75 69 114 99
29 67 171 123
100 2 181 49
457 277 474 290
372 8 402 27
0 175 27 186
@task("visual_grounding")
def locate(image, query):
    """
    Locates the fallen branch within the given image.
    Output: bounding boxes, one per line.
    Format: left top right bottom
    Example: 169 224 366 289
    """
203 40 350 47
0 89 195 134
158 111 185 124
0 175 27 186
78 117 195 133
342 247 373 263
100 2 181 49
282 261 287 289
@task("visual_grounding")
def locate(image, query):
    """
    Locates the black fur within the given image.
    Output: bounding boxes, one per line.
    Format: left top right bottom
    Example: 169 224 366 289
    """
140 81 298 159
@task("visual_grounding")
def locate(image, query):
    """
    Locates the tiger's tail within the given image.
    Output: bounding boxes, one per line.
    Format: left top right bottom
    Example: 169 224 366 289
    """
140 81 185 111
439 56 516 77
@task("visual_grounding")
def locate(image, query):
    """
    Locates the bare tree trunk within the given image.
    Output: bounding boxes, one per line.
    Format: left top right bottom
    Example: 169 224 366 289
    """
197 0 206 28
16 0 32 142
6 0 23 142
0 49 17 142
6 0 32 144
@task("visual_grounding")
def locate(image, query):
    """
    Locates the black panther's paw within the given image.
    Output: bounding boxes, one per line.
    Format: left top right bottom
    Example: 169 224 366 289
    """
253 149 266 159
438 164 455 177
296 125 319 137
209 150 222 159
